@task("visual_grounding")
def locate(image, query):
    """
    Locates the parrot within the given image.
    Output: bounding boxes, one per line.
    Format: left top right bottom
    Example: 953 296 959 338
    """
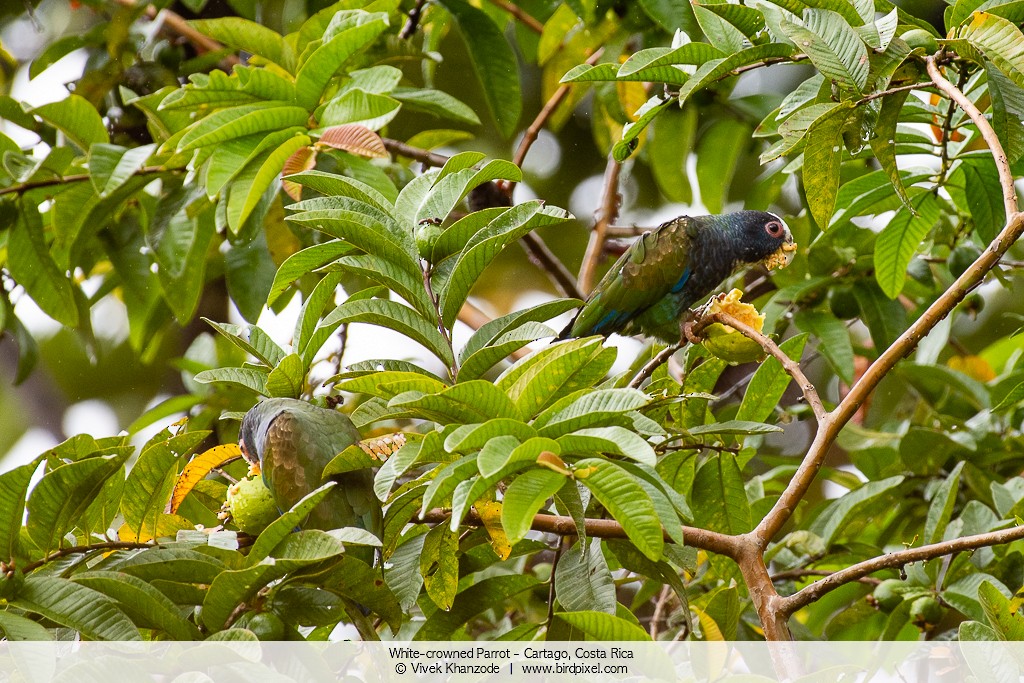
559 211 796 343
238 398 382 563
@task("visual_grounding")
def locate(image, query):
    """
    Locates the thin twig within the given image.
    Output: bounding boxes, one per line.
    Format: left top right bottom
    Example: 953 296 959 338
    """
382 138 449 167
546 537 566 630
508 49 605 193
485 0 544 34
400 0 429 39
578 157 622 294
854 81 936 106
777 525 1024 614
693 312 826 423
22 541 155 573
0 167 174 197
753 59 1024 550
415 508 739 558
769 568 881 587
519 234 585 300
629 343 684 388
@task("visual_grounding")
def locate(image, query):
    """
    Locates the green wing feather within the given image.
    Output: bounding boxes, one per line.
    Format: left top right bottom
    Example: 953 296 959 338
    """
568 217 696 338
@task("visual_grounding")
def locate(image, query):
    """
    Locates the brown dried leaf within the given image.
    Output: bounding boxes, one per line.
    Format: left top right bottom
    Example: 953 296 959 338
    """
317 124 388 158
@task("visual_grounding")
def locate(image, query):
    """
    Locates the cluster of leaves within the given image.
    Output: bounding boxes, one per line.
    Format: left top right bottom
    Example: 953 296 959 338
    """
7 0 1024 647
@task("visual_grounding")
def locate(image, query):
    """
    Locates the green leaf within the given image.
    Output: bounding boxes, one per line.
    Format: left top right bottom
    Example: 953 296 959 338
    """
613 95 673 162
555 538 616 613
247 483 338 565
202 530 346 630
336 370 449 398
287 204 418 275
736 334 809 424
553 610 652 640
809 475 904 547
692 453 751 534
226 133 310 232
71 571 202 640
574 458 664 560
987 64 1024 164
31 95 109 150
556 427 657 466
8 208 78 327
852 280 907 349
696 118 749 214
417 160 522 225
949 156 1007 243
202 319 284 369
459 298 581 362
677 43 795 106
193 366 269 395
439 202 569 327
266 353 306 398
444 419 538 452
285 169 395 211
0 460 38 562
963 11 1024 89
121 430 206 541
687 420 784 436
979 580 1024 639
651 106 698 203
781 10 870 92
498 338 615 417
874 192 940 298
436 0 521 138
318 90 402 130
391 87 480 126
693 4 747 53
421 454 478 513
924 462 964 545
27 451 132 554
13 576 140 640
420 522 460 611
868 90 913 210
88 143 155 197
414 574 540 640
534 388 650 435
802 101 856 227
616 43 726 84
191 17 292 71
391 380 523 423
0 611 53 641
794 310 854 384
321 297 454 367
993 379 1024 412
177 102 310 152
457 322 556 380
294 16 389 110
502 469 567 544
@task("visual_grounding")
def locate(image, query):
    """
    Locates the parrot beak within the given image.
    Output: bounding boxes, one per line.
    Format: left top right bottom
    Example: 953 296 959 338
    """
764 235 797 271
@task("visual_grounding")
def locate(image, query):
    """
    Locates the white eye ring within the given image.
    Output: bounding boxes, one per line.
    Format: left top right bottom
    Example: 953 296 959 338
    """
765 221 784 237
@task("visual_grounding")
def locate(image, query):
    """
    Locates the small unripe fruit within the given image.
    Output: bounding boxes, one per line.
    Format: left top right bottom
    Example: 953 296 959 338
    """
949 245 981 278
872 579 904 612
829 288 860 320
226 476 279 535
902 29 939 54
909 596 942 626
702 324 767 364
237 611 287 640
415 221 443 260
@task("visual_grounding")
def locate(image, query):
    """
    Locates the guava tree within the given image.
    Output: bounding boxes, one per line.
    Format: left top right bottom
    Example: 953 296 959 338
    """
1 0 1024 655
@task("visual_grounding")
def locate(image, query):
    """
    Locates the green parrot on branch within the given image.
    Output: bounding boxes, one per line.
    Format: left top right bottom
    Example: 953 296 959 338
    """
560 211 796 343
238 398 382 561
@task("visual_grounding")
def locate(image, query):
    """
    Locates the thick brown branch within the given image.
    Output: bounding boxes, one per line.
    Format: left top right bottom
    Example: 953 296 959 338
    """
694 312 826 423
578 158 622 294
778 525 1024 614
754 58 1024 549
416 507 740 558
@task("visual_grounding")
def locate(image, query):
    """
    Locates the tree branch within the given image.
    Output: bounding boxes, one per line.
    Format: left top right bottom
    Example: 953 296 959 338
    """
777 524 1024 614
416 507 740 558
21 541 155 573
753 59 1024 549
578 157 622 294
485 0 544 34
519 233 585 300
693 312 826 423
629 342 684 388
382 138 449 168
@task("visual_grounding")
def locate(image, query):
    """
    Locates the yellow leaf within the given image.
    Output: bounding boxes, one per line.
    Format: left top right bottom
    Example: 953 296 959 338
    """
170 444 243 514
476 500 512 560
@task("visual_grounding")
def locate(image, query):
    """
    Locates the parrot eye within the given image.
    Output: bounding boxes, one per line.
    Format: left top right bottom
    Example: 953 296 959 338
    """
765 220 784 238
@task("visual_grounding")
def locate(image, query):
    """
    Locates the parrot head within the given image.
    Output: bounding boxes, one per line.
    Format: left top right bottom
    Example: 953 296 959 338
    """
733 211 796 271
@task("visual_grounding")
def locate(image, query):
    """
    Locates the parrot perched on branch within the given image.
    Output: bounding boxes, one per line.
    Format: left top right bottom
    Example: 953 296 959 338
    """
238 398 382 560
559 211 796 343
